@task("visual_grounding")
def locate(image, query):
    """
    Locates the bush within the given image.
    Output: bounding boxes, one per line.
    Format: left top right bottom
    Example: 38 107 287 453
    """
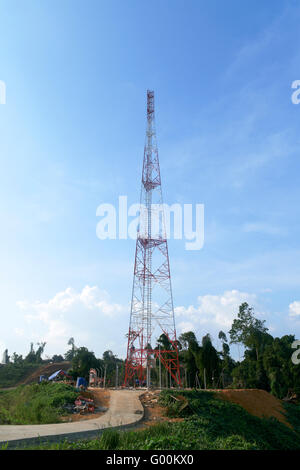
0 382 78 424
0 363 40 388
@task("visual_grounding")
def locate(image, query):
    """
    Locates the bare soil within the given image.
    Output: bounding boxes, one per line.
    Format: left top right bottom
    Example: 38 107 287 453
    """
214 388 291 428
137 390 184 429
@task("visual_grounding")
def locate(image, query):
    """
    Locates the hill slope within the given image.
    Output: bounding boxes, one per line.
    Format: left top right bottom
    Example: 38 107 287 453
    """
0 362 71 389
215 389 291 427
19 362 71 385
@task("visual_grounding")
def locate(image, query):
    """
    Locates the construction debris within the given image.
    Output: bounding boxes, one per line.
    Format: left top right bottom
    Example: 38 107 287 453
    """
62 394 108 416
169 394 191 413
74 395 95 414
282 389 299 404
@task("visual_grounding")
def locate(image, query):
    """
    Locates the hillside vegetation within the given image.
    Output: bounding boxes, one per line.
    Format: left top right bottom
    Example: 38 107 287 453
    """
0 363 40 389
0 382 78 424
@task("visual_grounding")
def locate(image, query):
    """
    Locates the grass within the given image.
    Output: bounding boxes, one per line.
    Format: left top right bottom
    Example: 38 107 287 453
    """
283 402 300 434
0 363 40 389
12 389 300 450
0 382 78 424
157 390 300 450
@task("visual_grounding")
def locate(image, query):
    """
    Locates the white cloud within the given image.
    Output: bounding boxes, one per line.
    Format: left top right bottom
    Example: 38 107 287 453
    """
177 321 196 333
16 285 126 356
175 289 258 338
289 301 300 318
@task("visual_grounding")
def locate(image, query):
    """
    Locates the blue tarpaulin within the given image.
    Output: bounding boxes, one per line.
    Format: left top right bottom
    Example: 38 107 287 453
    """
48 370 64 381
76 377 87 388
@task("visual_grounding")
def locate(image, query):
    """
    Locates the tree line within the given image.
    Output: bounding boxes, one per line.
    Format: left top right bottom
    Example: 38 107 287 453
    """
177 302 300 398
2 302 300 398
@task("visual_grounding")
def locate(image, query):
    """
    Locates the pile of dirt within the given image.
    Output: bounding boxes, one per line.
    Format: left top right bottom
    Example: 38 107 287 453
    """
139 391 184 428
214 389 291 428
18 362 72 385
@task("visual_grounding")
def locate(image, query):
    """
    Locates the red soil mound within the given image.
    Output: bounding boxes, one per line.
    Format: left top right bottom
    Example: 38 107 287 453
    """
214 389 291 427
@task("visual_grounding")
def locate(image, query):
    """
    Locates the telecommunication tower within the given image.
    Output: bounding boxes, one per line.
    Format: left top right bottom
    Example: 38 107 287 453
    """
124 90 181 388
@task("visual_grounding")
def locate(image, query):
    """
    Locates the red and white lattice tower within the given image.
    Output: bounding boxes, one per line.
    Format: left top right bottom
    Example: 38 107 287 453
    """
124 90 181 388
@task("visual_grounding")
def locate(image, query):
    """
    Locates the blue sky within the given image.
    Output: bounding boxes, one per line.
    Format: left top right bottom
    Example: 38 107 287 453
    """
0 0 300 360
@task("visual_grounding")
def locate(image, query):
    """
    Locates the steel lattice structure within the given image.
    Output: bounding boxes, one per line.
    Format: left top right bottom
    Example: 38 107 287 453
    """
124 90 181 388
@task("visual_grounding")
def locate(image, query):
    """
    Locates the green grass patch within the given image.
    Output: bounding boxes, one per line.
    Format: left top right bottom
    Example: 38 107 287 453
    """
284 402 300 434
0 382 78 424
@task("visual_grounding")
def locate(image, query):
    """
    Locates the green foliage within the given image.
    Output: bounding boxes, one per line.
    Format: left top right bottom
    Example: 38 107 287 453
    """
67 346 124 387
178 331 198 350
11 352 23 364
284 403 300 435
98 429 121 449
51 354 64 363
232 334 300 397
180 347 198 387
70 347 99 379
64 337 77 361
158 390 300 450
24 342 47 364
178 305 300 397
0 382 78 424
0 363 40 388
229 302 270 360
196 334 220 388
179 332 221 388
263 335 300 397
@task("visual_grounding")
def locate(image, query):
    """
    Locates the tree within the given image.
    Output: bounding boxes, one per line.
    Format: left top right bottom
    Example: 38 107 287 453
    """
101 350 125 386
194 334 220 388
179 331 198 350
229 303 269 360
24 342 46 364
102 350 117 362
156 334 172 350
218 330 235 387
68 337 75 350
70 347 100 379
51 354 64 363
218 331 230 358
11 352 23 364
65 338 77 361
36 342 46 362
263 335 300 397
